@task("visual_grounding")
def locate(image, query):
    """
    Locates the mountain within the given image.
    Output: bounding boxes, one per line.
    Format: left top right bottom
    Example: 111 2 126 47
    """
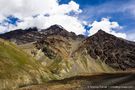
80 30 135 70
0 25 135 89
16 26 115 77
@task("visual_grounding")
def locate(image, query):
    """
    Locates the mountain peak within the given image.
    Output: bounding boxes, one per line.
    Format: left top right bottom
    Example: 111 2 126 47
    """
97 29 106 34
52 24 64 28
41 24 66 35
95 29 112 37
89 29 117 41
41 24 84 39
46 24 64 30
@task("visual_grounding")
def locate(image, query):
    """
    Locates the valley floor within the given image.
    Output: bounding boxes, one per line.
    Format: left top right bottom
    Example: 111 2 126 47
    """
19 73 135 90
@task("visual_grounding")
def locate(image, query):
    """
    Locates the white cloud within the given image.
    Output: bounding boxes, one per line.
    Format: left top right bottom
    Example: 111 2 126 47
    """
11 14 85 35
50 1 82 15
0 0 58 17
126 31 135 42
89 18 127 39
0 26 7 33
0 0 85 35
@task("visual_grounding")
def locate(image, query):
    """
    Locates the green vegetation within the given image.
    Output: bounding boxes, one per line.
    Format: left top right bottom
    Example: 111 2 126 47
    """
0 39 52 89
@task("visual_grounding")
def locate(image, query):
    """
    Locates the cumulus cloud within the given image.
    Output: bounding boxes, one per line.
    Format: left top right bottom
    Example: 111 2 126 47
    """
11 14 85 35
0 0 58 17
89 18 127 39
0 0 85 35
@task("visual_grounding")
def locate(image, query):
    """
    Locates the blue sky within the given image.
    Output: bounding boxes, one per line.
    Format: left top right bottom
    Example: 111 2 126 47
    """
0 0 135 41
60 0 134 31
60 0 135 40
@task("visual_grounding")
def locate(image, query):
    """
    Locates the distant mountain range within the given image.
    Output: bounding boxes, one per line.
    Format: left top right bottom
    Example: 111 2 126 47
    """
0 25 135 89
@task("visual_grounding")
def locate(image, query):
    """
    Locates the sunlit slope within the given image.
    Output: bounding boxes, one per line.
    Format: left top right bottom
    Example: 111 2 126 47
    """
0 39 52 89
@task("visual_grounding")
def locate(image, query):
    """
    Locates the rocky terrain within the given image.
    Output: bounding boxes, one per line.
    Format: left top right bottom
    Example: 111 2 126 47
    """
0 25 135 89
